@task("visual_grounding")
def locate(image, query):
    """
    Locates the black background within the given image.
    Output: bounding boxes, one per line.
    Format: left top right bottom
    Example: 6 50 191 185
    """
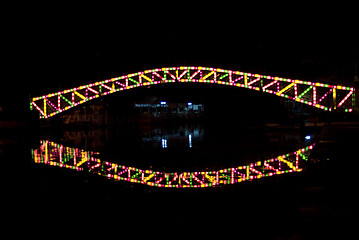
3 2 358 111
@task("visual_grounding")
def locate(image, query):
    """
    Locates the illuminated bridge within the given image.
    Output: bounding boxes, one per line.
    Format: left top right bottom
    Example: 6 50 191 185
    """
32 140 315 188
30 66 356 119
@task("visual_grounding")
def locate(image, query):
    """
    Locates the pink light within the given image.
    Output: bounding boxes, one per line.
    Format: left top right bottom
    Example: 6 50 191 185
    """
318 89 333 103
31 102 45 116
165 70 176 80
232 76 243 83
263 80 278 90
189 70 200 80
277 82 280 93
337 90 353 108
247 77 261 86
101 83 116 92
114 82 125 88
178 70 187 80
46 98 58 111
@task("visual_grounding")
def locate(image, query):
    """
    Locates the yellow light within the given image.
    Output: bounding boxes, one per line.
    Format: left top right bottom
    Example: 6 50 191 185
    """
201 71 214 81
277 82 295 95
141 74 152 82
74 91 86 100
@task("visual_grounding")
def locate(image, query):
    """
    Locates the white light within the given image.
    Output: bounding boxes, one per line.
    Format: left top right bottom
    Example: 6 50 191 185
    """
188 102 192 106
189 134 192 148
305 135 311 140
161 138 167 148
160 101 166 105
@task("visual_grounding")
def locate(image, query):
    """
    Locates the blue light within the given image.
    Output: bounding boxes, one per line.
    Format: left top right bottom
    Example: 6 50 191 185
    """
188 102 192 106
305 135 311 140
160 101 166 105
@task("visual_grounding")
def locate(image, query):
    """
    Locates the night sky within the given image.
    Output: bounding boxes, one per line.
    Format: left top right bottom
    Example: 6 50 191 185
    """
3 3 358 112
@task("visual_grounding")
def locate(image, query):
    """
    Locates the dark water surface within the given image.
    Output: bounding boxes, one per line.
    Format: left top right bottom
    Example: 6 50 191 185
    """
32 123 315 188
38 123 315 168
3 121 358 238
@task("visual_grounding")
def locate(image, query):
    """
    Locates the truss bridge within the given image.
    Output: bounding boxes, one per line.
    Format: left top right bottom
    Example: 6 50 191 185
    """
30 66 356 119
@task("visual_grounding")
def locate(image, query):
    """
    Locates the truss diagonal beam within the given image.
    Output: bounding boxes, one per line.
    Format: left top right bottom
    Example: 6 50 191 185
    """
277 82 295 95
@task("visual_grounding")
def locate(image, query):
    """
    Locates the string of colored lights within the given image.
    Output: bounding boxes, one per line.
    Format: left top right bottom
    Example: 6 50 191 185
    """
337 89 354 108
31 66 355 119
32 140 315 188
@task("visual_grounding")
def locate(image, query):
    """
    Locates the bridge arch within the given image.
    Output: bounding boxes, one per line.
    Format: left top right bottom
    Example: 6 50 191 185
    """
31 66 355 119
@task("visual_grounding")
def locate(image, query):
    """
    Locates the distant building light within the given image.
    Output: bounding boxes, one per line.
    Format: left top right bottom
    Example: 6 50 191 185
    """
305 135 311 140
161 138 167 148
135 103 153 107
160 101 167 105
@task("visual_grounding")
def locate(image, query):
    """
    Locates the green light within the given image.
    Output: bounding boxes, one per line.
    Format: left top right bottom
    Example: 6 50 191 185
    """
297 85 313 99
60 95 74 107
128 77 139 84
218 73 229 80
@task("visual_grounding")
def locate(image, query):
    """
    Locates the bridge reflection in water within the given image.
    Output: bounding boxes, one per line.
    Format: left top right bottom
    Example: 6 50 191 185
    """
32 140 315 188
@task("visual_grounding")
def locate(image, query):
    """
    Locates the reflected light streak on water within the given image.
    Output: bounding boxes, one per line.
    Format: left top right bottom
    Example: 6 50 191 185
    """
32 140 315 188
